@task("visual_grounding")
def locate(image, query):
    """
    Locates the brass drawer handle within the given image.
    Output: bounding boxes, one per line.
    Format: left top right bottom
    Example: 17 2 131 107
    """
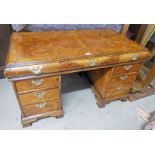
35 91 45 99
30 66 42 75
124 65 132 70
130 54 139 61
87 60 97 67
32 79 44 86
36 102 47 109
119 75 128 80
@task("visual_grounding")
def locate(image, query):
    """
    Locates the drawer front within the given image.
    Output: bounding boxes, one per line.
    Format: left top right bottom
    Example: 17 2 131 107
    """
105 85 131 98
113 63 141 75
23 99 60 117
15 76 59 93
110 73 137 87
61 55 118 71
18 88 59 106
5 62 60 78
119 51 149 63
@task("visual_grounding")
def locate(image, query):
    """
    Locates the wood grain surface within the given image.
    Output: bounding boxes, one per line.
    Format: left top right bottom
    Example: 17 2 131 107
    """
113 63 141 75
4 29 150 127
5 29 149 78
6 29 148 66
18 88 59 106
23 99 60 117
15 75 59 93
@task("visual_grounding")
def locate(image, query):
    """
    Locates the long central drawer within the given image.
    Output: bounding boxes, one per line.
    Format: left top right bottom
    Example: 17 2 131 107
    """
61 55 118 71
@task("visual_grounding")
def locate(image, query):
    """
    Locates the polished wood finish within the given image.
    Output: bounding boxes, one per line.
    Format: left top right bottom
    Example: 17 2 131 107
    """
5 30 149 78
118 52 149 63
86 68 114 99
23 99 60 117
61 55 118 72
11 75 62 127
15 76 59 93
110 73 137 86
21 110 64 127
105 84 132 98
18 88 59 106
113 63 141 75
4 29 150 127
86 63 140 107
5 62 60 78
6 30 145 64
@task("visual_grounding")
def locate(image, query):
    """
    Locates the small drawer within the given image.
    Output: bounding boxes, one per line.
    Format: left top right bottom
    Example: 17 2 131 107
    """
61 55 118 71
15 76 59 93
105 85 131 98
110 73 137 87
113 63 141 75
119 51 149 63
18 88 59 106
23 99 60 117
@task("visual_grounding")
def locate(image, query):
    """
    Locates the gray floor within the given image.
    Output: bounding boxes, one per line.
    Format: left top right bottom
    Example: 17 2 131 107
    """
0 73 155 130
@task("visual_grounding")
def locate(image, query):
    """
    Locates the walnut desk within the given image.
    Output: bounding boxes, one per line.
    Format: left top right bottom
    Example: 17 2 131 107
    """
4 30 149 127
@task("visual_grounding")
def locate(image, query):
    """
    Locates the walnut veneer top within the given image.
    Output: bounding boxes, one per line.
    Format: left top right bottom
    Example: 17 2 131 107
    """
6 29 147 67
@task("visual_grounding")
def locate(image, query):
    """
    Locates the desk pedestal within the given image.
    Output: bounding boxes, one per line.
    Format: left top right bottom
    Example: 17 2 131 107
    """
87 62 140 107
11 75 64 127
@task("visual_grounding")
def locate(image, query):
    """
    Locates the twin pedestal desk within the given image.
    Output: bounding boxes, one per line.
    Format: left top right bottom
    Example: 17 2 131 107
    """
4 30 149 127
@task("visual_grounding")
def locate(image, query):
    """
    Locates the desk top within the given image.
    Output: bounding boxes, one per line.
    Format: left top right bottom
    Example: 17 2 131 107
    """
5 29 150 78
6 29 147 66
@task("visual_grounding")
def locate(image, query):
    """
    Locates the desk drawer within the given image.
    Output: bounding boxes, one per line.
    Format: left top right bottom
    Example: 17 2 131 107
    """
113 63 141 75
15 76 59 93
119 52 149 63
5 62 60 77
23 99 60 117
61 56 118 71
110 73 137 87
105 84 131 98
18 88 59 106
